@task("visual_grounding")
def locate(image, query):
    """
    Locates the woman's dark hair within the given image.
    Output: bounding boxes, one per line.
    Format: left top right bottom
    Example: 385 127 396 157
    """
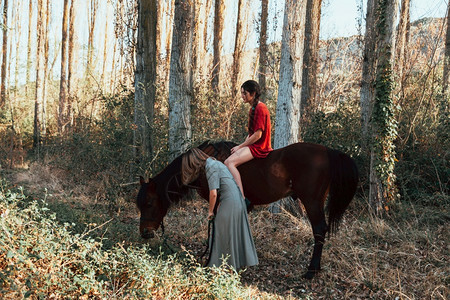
241 80 261 103
241 80 261 133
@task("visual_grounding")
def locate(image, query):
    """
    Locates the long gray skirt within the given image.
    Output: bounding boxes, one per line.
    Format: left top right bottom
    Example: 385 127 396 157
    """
205 159 258 270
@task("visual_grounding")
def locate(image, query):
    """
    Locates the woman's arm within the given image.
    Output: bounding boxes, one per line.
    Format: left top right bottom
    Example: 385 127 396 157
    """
208 189 218 219
242 130 262 146
231 130 262 153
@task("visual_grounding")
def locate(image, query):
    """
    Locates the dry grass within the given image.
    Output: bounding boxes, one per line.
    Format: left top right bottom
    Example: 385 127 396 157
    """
4 162 449 299
160 194 449 299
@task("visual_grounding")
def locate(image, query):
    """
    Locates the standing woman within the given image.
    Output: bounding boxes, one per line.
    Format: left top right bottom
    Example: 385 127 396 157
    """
182 148 258 270
225 80 273 198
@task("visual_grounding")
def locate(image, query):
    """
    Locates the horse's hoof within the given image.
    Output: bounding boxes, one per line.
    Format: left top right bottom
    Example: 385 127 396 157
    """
303 269 319 279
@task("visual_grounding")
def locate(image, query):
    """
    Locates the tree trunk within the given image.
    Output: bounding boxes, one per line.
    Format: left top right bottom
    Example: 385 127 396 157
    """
87 0 98 78
360 0 377 151
440 2 450 147
192 0 209 86
26 0 33 97
14 0 21 100
34 0 46 151
258 0 268 95
300 0 322 128
443 2 450 98
101 4 110 92
211 0 224 92
395 0 410 100
67 0 76 130
270 0 307 213
1 0 9 108
168 0 194 160
231 0 246 99
273 0 307 149
59 0 69 134
42 0 50 138
160 0 174 89
134 0 157 165
110 38 117 92
369 0 399 215
203 0 212 54
11 0 23 166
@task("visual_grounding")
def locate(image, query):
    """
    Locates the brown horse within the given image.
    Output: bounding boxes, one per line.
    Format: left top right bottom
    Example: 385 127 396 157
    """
136 141 359 279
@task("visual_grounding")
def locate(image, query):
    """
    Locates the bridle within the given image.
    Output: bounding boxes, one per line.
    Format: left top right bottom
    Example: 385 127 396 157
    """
139 172 202 239
164 171 202 204
138 144 230 262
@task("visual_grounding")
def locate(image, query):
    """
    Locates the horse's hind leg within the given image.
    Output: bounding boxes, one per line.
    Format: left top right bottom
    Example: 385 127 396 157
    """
301 197 328 279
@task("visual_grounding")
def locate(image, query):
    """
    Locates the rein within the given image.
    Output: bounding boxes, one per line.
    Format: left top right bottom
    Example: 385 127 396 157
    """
140 215 214 264
200 216 215 266
140 144 229 264
158 220 176 254
139 216 166 237
139 217 176 254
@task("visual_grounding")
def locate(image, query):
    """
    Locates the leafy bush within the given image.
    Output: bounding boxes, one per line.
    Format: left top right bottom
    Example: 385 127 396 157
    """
303 97 361 157
0 182 275 299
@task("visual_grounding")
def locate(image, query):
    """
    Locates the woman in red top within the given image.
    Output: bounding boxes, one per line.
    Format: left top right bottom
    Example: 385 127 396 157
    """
225 80 273 198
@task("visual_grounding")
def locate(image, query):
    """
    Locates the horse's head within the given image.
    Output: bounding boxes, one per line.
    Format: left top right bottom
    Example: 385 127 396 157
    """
136 176 167 239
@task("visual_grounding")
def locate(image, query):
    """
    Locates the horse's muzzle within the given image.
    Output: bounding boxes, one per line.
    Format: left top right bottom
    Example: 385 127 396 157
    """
141 228 155 239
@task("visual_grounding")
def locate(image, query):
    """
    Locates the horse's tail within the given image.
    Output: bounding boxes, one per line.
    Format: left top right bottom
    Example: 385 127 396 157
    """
326 148 359 235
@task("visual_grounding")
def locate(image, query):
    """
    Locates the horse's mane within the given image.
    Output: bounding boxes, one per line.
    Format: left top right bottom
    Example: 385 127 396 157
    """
197 140 236 162
151 140 237 208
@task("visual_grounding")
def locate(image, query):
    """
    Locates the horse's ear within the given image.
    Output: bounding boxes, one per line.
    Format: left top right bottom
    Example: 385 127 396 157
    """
139 176 154 185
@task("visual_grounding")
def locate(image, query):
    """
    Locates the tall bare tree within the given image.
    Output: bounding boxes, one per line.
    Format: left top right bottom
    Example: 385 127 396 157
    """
211 0 224 92
443 2 450 98
87 0 98 78
192 0 210 85
156 0 174 89
300 0 322 125
168 0 194 159
258 0 268 93
360 0 377 151
58 0 70 134
33 0 46 150
26 0 33 97
66 0 76 130
231 0 246 98
395 0 410 98
369 0 399 214
270 0 307 213
134 0 157 165
441 2 450 147
13 0 21 100
203 0 212 53
1 0 9 107
101 3 110 91
42 0 50 136
274 0 307 149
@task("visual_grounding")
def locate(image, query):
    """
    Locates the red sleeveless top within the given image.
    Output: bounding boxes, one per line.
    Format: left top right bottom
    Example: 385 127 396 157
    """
248 102 273 158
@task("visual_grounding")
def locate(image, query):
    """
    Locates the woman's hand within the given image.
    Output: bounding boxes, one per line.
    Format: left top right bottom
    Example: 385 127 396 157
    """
208 189 217 220
231 145 242 154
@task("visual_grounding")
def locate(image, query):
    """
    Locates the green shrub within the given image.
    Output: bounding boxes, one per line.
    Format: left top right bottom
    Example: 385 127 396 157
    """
0 182 275 299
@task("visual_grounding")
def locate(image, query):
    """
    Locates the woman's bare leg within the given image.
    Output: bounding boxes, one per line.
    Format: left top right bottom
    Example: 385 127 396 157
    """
224 147 254 197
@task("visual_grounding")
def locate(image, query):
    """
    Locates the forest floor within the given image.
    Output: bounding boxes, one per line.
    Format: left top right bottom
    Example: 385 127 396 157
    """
4 162 449 299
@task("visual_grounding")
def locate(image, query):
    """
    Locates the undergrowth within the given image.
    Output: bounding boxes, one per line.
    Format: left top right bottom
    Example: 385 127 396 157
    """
0 181 280 299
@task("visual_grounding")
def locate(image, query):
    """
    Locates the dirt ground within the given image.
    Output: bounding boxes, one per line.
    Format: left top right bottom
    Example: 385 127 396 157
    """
7 164 449 299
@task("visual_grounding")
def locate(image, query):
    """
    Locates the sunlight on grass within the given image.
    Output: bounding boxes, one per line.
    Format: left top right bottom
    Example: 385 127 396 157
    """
0 181 285 299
